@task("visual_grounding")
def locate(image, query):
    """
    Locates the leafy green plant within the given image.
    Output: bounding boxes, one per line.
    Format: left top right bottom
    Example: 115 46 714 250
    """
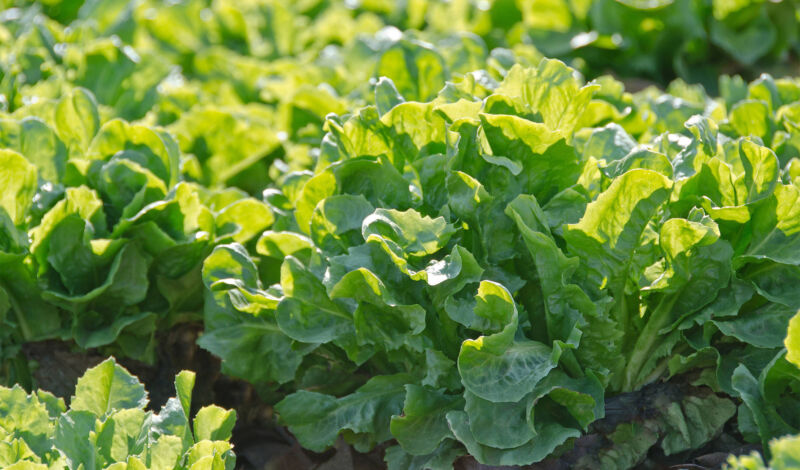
0 357 236 470
0 85 278 385
200 58 800 468
0 0 538 380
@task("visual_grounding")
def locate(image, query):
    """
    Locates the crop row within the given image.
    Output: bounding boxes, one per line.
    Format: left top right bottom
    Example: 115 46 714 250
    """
3 1 800 469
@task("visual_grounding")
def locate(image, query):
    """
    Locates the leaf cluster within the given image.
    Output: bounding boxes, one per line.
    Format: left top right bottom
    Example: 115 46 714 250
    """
0 357 236 470
201 58 800 467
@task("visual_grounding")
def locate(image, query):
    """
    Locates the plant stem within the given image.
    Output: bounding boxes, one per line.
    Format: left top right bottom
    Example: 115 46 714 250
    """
620 295 677 392
6 288 33 341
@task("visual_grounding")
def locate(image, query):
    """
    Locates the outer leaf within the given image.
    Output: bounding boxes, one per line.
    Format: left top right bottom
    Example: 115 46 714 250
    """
458 281 561 402
739 139 779 204
742 185 800 265
362 209 456 258
201 244 306 385
54 410 97 470
215 198 274 244
0 387 53 457
277 256 351 343
0 149 37 225
384 441 464 470
390 385 463 455
496 60 597 134
786 312 800 369
55 87 100 154
276 374 412 452
463 391 534 449
565 169 673 296
310 195 373 254
70 358 148 417
330 268 426 351
193 406 236 442
94 408 147 465
446 410 579 466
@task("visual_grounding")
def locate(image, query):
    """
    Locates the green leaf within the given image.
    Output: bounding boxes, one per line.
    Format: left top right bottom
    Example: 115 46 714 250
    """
714 303 797 349
54 410 98 470
146 435 184 470
88 119 180 187
659 394 736 455
495 60 597 134
458 281 561 402
446 171 493 221
330 268 426 351
742 185 800 265
0 149 37 225
201 245 306 385
472 279 519 333
479 113 562 162
582 123 637 163
622 216 732 390
384 441 464 470
739 139 778 204
732 363 795 449
463 391 534 449
376 39 446 102
193 406 236 442
150 370 196 451
574 421 659 470
30 186 106 272
730 101 772 142
0 386 53 457
74 311 156 351
277 256 351 343
215 198 274 244
564 169 673 352
446 409 580 466
602 148 673 179
421 349 462 391
710 12 775 66
506 194 606 348
294 170 337 235
479 116 583 201
5 461 48 470
686 114 719 157
70 358 148 418
255 231 313 259
390 385 463 455
786 312 800 369
375 77 405 117
17 118 67 183
184 440 233 469
742 262 800 309
310 195 373 254
769 434 800 468
175 371 195 420
362 209 456 258
55 87 100 156
565 169 673 294
45 214 103 295
276 374 412 452
94 408 148 465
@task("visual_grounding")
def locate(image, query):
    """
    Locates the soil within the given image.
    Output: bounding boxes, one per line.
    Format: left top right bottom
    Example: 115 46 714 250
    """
21 324 761 470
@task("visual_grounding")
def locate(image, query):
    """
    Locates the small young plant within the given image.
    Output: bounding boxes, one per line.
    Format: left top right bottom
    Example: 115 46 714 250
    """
0 357 236 470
